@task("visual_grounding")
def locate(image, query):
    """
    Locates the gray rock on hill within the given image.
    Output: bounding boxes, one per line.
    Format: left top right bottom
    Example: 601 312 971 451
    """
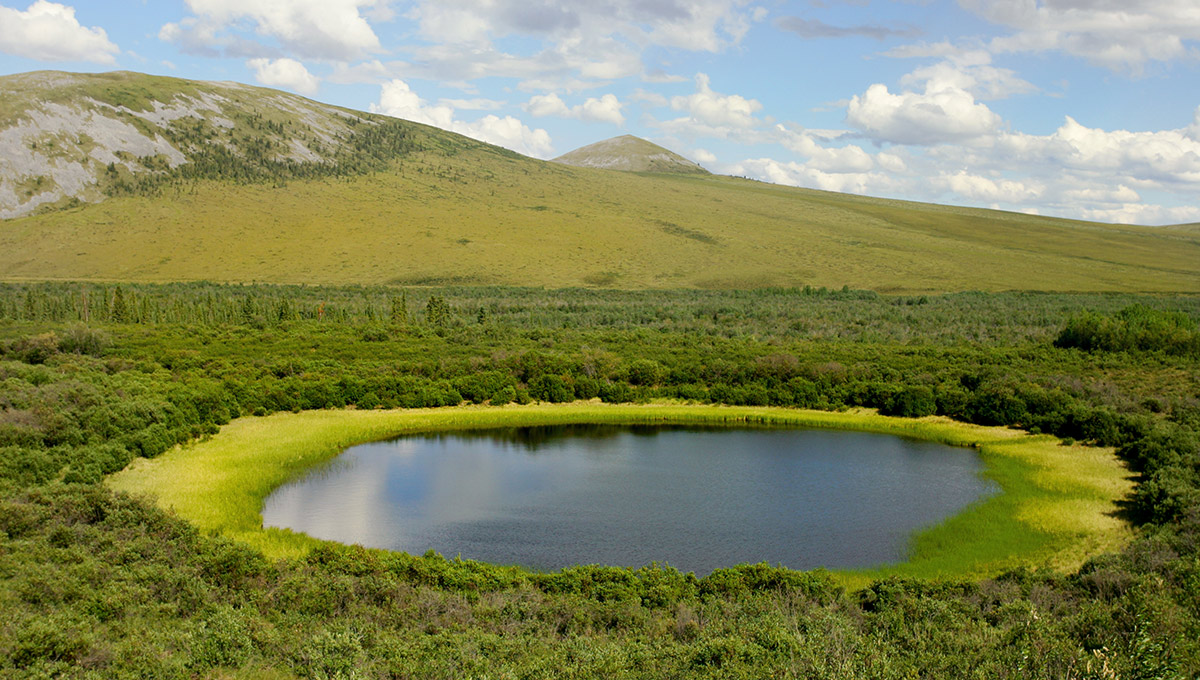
0 70 390 219
552 135 709 175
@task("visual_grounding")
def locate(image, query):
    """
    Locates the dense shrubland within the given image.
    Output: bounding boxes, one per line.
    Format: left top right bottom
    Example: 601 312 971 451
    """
0 283 1198 677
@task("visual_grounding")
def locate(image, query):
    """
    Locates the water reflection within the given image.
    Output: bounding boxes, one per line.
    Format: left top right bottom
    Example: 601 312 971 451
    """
263 425 996 574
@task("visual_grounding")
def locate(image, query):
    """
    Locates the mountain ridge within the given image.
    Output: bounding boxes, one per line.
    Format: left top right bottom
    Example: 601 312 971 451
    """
552 135 709 174
0 70 465 219
0 70 1198 293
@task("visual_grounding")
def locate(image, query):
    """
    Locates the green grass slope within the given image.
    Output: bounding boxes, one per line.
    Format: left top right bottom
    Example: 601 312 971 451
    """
0 72 1198 292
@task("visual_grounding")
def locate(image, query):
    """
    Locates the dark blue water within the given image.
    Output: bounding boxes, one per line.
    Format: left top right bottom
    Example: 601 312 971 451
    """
262 424 996 574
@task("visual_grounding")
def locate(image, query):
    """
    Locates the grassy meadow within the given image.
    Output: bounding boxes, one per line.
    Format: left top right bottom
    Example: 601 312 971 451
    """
3 147 1199 292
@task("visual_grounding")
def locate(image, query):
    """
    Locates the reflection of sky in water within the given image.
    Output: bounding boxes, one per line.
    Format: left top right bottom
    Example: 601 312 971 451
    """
263 426 997 574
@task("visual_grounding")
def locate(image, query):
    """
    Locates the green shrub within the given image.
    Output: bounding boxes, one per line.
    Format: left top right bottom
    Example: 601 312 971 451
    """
882 385 937 418
489 385 516 406
529 374 574 403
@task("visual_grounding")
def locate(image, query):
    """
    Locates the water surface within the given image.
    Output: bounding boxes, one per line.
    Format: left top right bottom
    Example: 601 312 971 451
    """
263 424 996 574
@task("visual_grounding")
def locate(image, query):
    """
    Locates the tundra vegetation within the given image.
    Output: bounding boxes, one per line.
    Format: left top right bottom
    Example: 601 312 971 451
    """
0 282 1198 678
0 281 1195 676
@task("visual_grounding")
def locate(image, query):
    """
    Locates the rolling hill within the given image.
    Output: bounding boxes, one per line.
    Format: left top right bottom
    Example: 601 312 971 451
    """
0 70 1198 293
553 134 709 174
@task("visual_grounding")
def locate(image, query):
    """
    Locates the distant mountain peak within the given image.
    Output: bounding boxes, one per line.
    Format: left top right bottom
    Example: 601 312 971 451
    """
553 135 709 175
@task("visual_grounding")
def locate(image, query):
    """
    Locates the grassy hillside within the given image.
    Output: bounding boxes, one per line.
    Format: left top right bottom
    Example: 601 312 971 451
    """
1 72 1198 292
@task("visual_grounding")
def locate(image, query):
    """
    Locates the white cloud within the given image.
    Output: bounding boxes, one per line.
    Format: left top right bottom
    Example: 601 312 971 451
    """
397 0 755 90
457 115 555 159
524 92 625 125
722 98 1200 225
846 82 1001 145
876 152 906 173
327 59 396 84
1061 186 1141 205
845 56 1021 146
934 170 1043 203
898 51 1036 100
247 57 320 95
1078 203 1200 226
0 1 118 63
163 0 383 60
994 113 1200 187
372 79 553 158
726 157 901 195
406 0 756 52
959 0 1200 72
372 79 454 129
693 148 717 164
576 95 625 125
845 55 1028 147
385 39 638 94
670 73 762 129
774 124 878 173
525 93 571 118
642 69 689 84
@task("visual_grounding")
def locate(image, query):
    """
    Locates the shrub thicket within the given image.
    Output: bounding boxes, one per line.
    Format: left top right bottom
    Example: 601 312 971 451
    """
0 283 1198 676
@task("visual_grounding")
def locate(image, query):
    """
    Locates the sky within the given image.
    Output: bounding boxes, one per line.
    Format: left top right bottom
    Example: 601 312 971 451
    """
1 1 1199 225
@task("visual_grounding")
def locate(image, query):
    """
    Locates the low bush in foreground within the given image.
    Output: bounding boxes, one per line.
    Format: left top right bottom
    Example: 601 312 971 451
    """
0 284 1197 677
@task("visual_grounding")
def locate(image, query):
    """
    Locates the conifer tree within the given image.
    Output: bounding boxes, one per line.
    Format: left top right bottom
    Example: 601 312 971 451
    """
111 287 128 323
425 295 450 327
390 291 409 325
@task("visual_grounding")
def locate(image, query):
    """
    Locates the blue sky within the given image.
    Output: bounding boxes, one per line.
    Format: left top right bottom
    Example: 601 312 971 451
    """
2 0 1199 225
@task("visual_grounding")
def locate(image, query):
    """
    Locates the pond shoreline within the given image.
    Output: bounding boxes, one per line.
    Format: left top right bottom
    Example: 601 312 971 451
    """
108 402 1133 588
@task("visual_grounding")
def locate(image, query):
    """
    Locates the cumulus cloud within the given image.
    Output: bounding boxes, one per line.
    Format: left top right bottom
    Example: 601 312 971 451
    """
670 73 762 129
994 113 1200 187
959 0 1200 72
525 93 571 118
846 82 1002 145
372 79 554 158
524 92 625 125
775 124 876 173
898 51 1035 100
456 115 555 159
1078 203 1200 226
0 1 118 63
775 16 920 41
934 170 1043 203
842 52 1038 145
372 79 454 129
726 157 900 195
720 96 1200 225
161 0 383 60
247 57 320 95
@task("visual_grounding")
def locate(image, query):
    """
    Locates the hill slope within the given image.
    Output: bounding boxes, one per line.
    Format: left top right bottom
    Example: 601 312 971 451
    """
1 71 1198 293
553 135 709 174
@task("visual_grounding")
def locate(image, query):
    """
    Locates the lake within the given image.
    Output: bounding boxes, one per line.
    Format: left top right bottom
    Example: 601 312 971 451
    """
262 424 996 574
